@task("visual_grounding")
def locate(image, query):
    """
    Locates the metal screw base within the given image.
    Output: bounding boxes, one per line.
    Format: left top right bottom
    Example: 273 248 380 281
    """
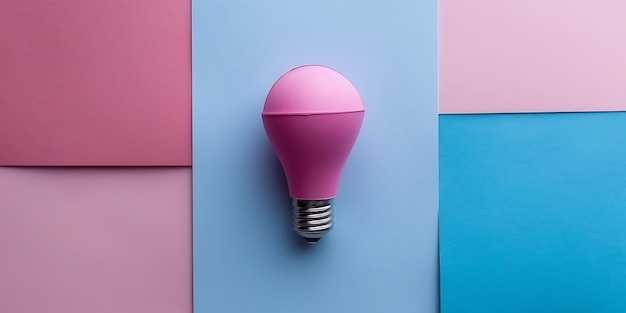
293 199 333 244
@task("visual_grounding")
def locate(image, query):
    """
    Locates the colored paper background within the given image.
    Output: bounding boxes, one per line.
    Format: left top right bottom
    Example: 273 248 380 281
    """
439 113 626 312
0 167 192 313
0 0 191 166
192 1 438 312
439 0 626 114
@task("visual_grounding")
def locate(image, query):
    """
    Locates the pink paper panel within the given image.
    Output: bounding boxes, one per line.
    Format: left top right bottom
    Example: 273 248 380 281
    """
440 0 626 114
0 0 191 165
0 167 192 313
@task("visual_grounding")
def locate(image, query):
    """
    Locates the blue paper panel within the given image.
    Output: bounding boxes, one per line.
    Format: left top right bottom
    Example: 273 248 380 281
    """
440 112 626 313
192 1 438 312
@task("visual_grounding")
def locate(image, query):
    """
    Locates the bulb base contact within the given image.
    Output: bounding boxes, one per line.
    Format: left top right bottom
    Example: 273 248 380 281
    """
293 199 334 244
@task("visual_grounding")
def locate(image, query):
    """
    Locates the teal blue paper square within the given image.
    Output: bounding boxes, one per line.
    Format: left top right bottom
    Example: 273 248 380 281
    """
440 113 626 313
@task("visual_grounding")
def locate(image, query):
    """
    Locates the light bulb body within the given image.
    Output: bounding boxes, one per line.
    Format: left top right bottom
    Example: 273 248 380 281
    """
262 112 364 200
262 65 365 243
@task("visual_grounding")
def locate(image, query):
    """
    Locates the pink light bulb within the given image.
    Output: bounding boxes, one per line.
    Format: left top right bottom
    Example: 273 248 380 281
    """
262 65 365 243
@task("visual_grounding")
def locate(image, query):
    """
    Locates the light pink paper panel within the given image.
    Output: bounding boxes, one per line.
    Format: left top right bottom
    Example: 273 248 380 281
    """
440 0 626 114
0 0 190 165
0 167 191 313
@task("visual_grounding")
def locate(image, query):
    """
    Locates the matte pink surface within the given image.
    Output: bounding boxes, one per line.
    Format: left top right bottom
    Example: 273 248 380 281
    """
263 66 365 200
440 0 626 114
0 0 191 165
263 113 364 199
263 65 365 115
0 167 192 313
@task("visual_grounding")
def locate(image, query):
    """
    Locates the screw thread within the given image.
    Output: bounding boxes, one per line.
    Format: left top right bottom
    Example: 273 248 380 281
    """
293 199 334 244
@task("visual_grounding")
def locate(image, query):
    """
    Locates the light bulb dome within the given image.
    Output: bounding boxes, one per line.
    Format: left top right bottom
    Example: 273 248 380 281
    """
263 65 365 115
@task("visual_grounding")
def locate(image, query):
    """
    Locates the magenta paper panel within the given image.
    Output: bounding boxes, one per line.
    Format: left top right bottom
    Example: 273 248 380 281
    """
440 0 626 114
0 167 191 313
0 0 191 166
